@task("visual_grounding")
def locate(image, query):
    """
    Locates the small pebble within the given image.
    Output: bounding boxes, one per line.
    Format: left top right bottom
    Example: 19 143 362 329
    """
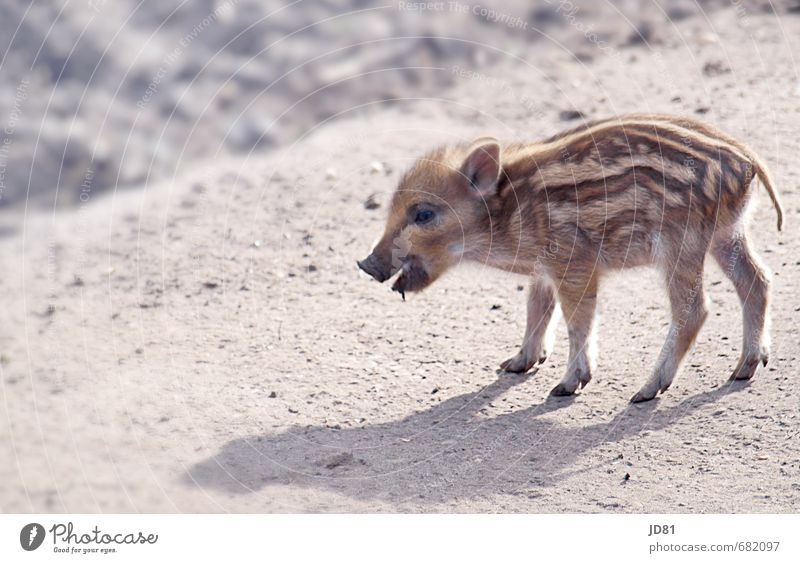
694 31 719 45
364 193 381 210
559 109 585 121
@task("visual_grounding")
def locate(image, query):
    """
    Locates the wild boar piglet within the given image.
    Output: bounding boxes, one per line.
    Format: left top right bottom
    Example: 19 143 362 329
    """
358 114 784 402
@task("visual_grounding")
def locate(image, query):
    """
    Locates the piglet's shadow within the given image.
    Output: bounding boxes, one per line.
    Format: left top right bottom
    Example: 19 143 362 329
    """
184 374 748 505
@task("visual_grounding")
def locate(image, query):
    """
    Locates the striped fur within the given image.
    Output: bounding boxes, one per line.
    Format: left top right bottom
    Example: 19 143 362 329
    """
359 114 783 402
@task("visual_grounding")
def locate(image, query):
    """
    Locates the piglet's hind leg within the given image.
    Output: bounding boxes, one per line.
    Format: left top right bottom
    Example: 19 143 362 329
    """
711 230 771 381
631 257 708 403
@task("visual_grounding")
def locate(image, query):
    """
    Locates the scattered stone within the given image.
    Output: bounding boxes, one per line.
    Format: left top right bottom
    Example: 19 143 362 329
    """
369 161 385 175
325 168 338 180
323 452 354 469
703 61 731 77
559 109 585 121
490 304 501 310
364 193 381 210
667 4 695 21
202 281 219 289
694 31 719 46
268 391 277 398
695 106 710 114
626 21 660 46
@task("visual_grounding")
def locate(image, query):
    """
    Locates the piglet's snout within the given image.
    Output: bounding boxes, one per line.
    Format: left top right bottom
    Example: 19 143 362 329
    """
357 253 393 283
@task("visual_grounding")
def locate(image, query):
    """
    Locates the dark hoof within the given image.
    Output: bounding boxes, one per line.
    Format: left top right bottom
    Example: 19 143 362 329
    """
550 383 576 397
729 372 754 381
575 368 592 389
730 357 760 381
537 350 550 365
499 356 533 374
630 390 656 403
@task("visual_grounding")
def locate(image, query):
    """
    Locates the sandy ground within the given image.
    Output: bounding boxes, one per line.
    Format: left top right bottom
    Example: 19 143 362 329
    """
4 0 726 208
1 8 800 513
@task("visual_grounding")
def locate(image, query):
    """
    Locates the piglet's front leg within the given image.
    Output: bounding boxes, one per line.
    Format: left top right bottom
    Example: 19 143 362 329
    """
550 282 597 396
500 280 558 373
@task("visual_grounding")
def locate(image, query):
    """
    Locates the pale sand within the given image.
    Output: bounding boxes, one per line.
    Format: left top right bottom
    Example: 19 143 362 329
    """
1 8 798 512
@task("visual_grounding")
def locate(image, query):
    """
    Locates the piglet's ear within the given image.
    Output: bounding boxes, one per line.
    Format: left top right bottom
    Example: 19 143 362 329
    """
461 137 501 199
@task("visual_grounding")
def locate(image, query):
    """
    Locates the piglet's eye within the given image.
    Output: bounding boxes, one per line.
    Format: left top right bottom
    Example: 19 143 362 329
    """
414 209 435 225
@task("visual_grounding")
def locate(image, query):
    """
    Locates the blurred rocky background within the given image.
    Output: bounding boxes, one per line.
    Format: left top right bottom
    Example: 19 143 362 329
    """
1 0 798 211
